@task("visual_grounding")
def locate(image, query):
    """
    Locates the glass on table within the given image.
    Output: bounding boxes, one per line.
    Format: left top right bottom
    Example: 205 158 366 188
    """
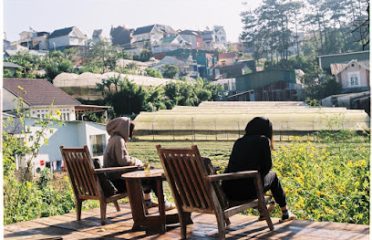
143 160 151 175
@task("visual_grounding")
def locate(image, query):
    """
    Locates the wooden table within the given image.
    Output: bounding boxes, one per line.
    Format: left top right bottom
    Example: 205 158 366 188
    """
122 169 180 233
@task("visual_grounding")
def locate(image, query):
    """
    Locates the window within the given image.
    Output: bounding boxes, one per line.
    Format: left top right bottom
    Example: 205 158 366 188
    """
90 134 106 156
348 72 360 87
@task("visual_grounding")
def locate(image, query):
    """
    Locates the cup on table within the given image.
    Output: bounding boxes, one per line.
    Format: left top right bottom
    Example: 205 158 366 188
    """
143 161 151 175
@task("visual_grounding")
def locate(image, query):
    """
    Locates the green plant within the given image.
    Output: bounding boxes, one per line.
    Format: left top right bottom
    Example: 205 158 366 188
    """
3 97 75 224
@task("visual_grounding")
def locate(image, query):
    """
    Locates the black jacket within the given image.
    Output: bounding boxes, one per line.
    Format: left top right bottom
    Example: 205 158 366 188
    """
222 135 272 201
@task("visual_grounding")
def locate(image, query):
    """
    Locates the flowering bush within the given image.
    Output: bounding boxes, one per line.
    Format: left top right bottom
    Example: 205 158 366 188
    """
273 137 369 224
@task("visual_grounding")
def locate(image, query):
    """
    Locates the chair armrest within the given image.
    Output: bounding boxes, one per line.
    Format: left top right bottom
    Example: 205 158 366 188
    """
94 166 138 174
206 170 259 182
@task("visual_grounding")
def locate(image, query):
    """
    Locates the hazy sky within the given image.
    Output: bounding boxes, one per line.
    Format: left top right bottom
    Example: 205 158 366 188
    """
4 0 262 42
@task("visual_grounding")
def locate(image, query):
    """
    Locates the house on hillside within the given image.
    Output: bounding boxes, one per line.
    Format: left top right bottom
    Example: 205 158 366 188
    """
235 70 303 101
151 35 191 53
131 24 176 49
18 30 50 50
3 78 109 121
213 26 227 48
92 29 104 44
212 59 256 80
330 59 370 93
48 26 87 50
200 30 215 50
152 55 198 78
153 48 218 79
318 50 369 73
217 52 238 66
178 30 203 49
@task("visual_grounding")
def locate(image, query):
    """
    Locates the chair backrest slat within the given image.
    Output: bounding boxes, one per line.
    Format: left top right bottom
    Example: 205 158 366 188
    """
157 145 216 213
187 153 212 208
60 146 100 198
77 151 96 196
161 153 190 207
181 154 208 209
168 153 195 207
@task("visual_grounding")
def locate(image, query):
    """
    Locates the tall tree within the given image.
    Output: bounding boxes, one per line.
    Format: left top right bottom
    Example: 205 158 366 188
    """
240 0 303 63
110 26 132 47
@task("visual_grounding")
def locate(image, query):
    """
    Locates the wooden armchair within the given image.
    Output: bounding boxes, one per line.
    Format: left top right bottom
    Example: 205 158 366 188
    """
156 145 274 240
60 145 138 225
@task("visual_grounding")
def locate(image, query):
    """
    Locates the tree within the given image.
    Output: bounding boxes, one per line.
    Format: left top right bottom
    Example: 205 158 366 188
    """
351 2 369 50
162 65 179 79
106 77 147 115
110 26 132 47
41 51 73 82
240 0 303 63
84 41 121 73
7 52 42 78
145 68 163 78
304 75 342 100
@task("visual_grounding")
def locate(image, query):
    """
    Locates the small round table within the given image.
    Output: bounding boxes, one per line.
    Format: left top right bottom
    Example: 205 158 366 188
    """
122 169 179 233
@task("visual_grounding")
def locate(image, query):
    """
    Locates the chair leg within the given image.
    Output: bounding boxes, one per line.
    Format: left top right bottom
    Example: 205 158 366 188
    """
224 216 231 227
215 212 226 240
179 212 187 239
113 200 120 212
76 199 82 221
258 199 274 231
100 200 107 225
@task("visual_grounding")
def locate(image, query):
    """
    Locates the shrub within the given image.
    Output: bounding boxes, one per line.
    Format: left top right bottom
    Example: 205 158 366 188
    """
272 138 369 224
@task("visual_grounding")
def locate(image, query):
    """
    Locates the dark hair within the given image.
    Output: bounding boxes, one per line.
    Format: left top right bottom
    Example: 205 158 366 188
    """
129 122 135 138
245 117 273 148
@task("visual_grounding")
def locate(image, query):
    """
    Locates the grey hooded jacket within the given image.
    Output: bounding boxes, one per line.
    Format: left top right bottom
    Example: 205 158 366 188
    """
103 117 142 179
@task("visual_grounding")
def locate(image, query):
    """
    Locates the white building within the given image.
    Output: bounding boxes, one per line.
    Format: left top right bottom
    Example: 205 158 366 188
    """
131 24 176 49
151 35 191 53
213 26 227 46
178 30 203 49
3 113 109 173
48 26 87 50
330 60 370 93
3 78 81 121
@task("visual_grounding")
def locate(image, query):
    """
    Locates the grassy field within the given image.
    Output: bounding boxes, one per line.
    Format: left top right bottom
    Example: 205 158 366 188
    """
128 135 370 224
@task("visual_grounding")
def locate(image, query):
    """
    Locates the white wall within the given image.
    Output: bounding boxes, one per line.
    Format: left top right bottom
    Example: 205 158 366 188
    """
48 36 69 50
36 121 108 165
30 106 76 121
180 34 197 48
84 122 110 164
3 89 28 111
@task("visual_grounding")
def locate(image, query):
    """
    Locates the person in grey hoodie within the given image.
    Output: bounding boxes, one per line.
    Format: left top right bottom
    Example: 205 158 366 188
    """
103 117 174 209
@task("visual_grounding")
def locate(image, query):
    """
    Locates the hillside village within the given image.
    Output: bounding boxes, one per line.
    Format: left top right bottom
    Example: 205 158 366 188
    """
2 1 371 236
3 19 370 168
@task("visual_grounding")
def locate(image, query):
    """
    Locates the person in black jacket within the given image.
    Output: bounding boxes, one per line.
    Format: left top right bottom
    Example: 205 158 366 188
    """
221 117 295 222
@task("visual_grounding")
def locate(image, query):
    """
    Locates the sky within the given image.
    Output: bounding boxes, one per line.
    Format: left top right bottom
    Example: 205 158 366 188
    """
4 0 262 42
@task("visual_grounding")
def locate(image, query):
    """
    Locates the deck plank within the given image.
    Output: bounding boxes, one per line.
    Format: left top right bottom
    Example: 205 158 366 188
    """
4 204 369 240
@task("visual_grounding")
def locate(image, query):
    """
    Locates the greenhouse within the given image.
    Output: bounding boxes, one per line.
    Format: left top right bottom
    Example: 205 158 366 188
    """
134 101 370 140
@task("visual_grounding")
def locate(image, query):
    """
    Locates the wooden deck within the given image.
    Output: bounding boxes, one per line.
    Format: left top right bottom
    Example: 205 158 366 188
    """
4 203 369 240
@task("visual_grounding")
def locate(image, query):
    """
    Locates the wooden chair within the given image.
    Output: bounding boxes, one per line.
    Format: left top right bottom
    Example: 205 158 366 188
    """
156 145 274 240
60 145 138 225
